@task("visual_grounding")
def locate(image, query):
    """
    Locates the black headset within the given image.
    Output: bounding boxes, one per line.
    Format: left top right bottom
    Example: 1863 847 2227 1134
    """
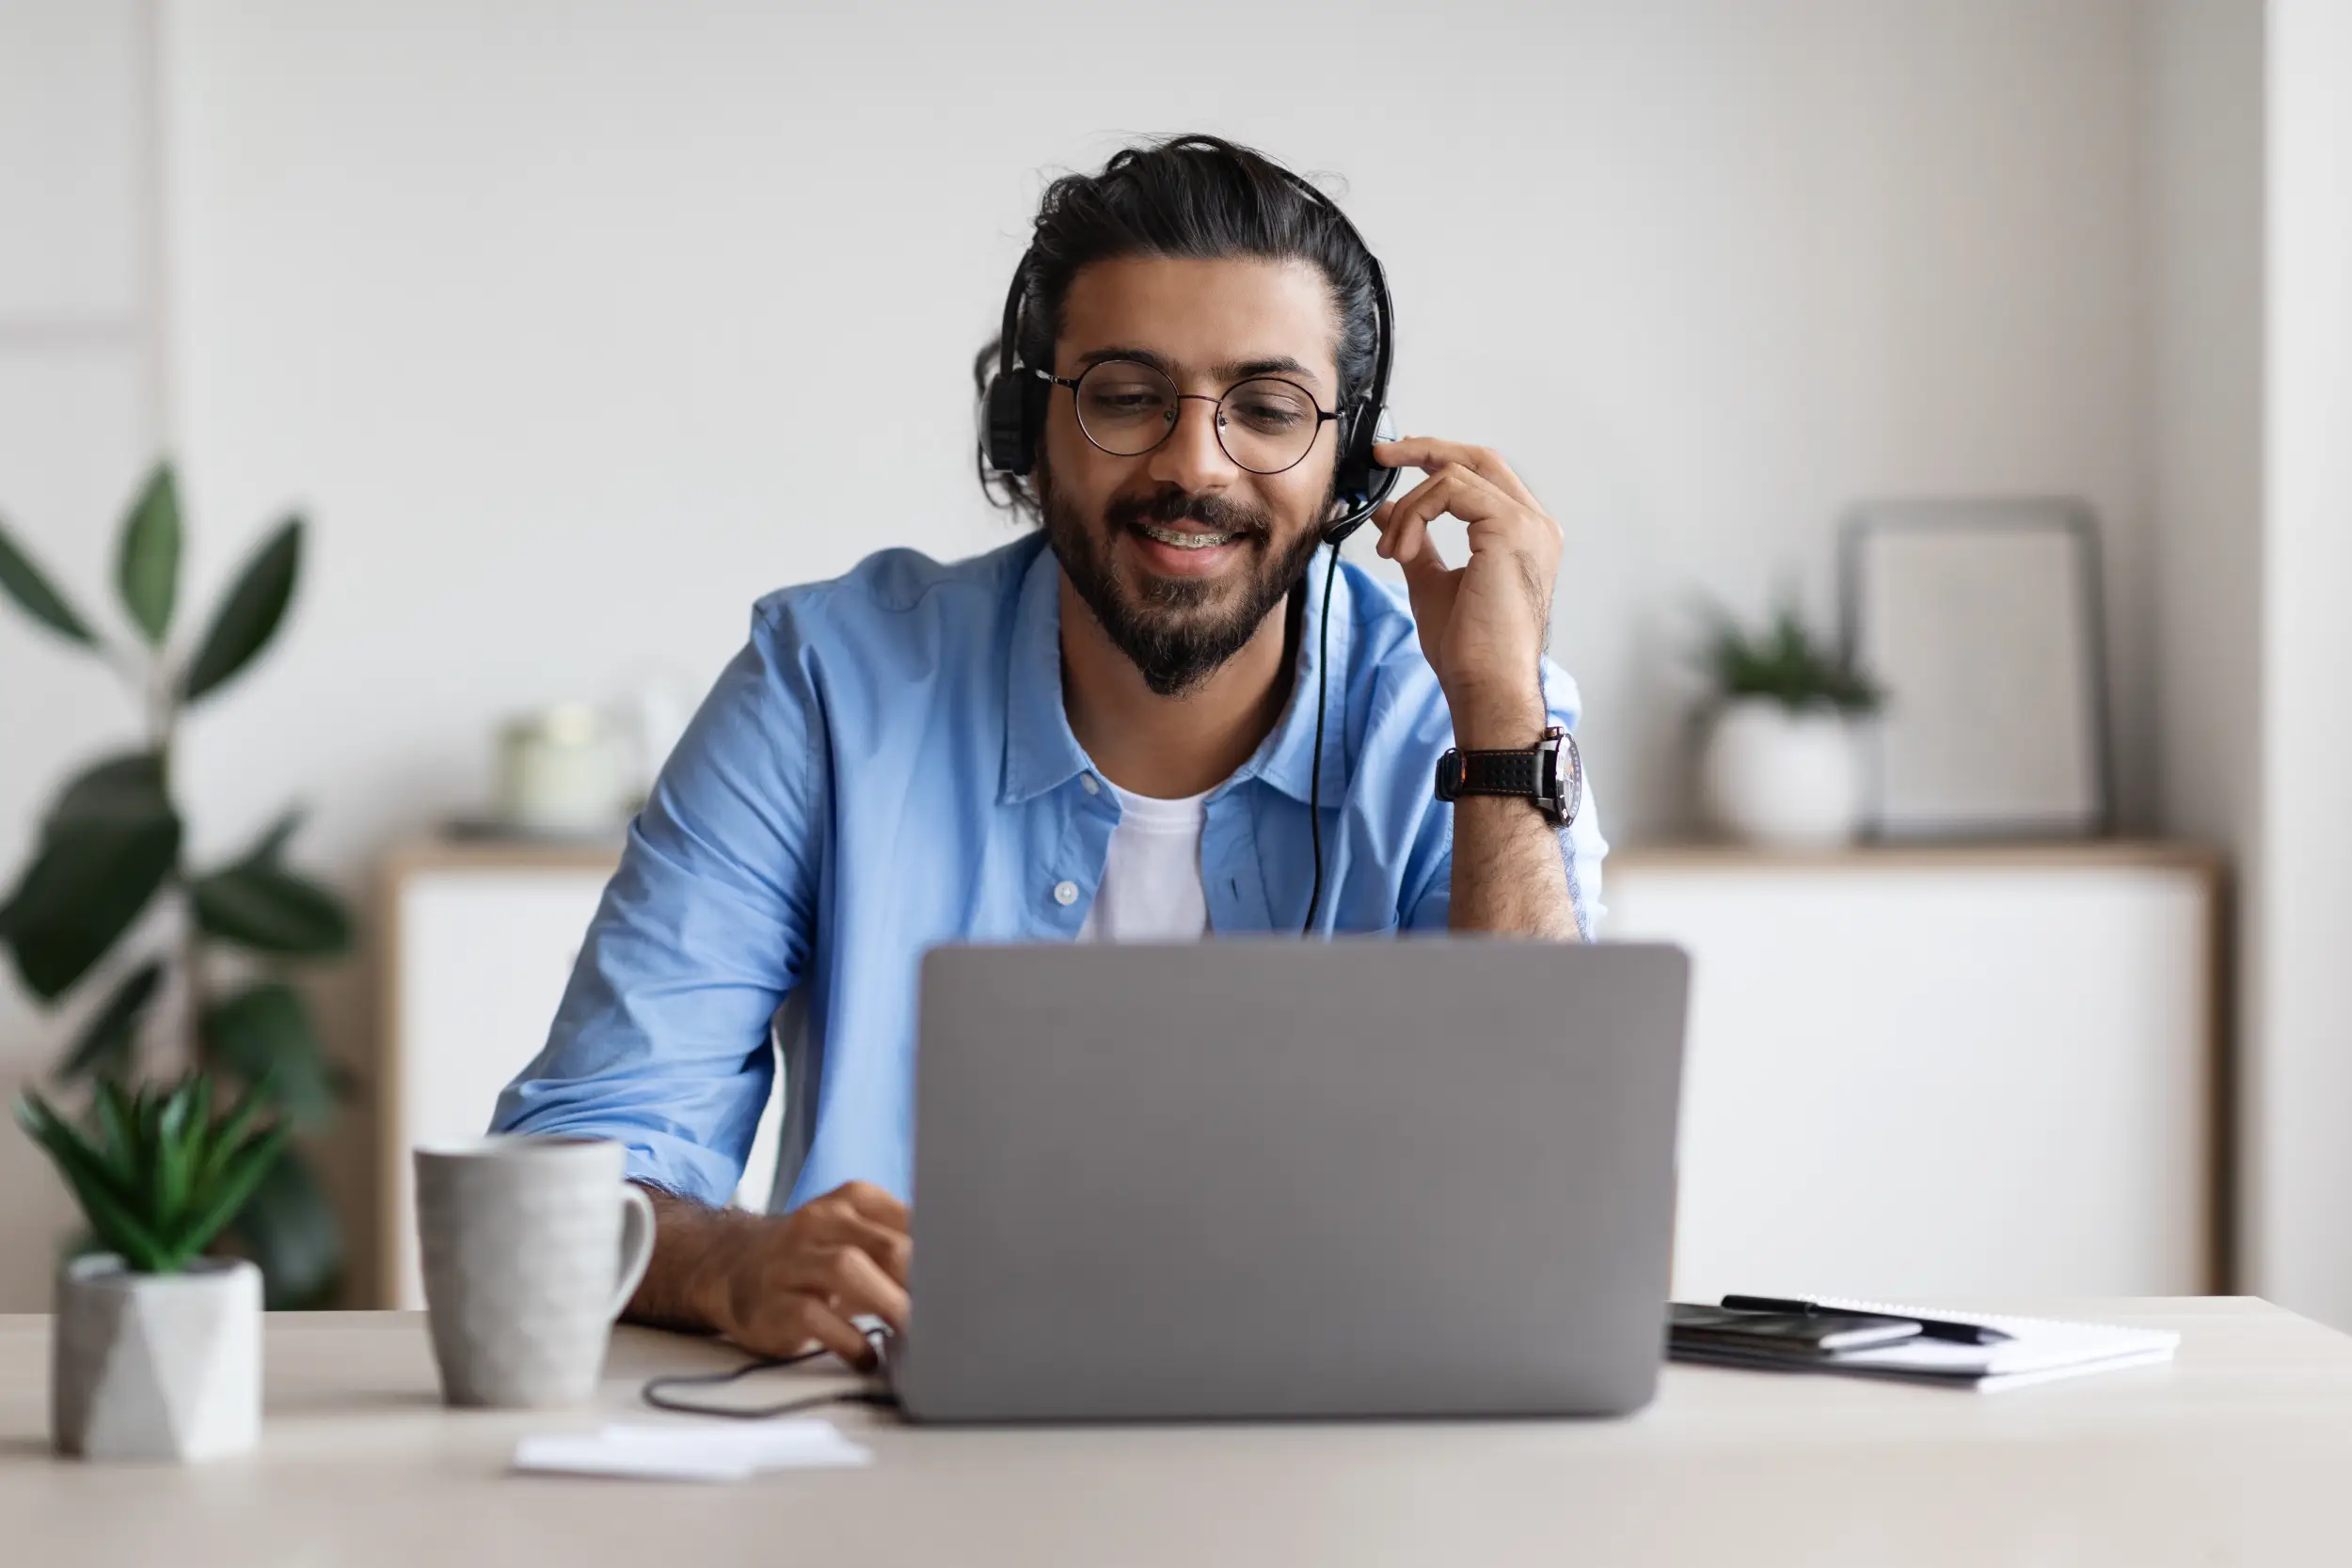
979 174 1401 545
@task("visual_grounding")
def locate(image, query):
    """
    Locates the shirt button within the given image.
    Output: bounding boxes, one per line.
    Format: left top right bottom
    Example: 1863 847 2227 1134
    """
1080 775 1101 796
1053 879 1080 907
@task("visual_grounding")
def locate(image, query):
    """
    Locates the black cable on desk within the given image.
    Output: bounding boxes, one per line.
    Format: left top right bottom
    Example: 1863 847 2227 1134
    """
642 1327 898 1420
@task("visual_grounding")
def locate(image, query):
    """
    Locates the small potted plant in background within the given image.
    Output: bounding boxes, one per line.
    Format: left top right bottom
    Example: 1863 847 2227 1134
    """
1694 602 1882 848
17 1072 286 1461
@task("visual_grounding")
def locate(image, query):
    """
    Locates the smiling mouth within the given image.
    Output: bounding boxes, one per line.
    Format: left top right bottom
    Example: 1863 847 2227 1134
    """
1136 521 1247 550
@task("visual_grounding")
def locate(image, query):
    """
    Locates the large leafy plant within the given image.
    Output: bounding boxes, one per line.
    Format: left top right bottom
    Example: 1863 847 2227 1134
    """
1698 603 1882 715
0 461 351 1306
16 1073 288 1275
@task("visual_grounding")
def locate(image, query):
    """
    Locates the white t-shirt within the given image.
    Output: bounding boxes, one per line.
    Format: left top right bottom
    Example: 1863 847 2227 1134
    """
1076 782 1212 942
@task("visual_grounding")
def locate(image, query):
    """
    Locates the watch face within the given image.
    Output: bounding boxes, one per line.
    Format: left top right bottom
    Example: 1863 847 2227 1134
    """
1549 731 1581 825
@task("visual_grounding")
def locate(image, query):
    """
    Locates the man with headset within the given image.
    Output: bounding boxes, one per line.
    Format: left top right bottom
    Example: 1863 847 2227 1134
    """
493 135 1607 1367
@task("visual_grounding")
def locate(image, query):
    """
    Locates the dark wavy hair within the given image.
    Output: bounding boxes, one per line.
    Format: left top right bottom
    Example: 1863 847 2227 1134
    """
973 134 1382 521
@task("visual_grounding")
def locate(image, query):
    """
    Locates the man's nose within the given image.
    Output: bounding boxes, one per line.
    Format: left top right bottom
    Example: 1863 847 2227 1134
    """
1144 395 1238 493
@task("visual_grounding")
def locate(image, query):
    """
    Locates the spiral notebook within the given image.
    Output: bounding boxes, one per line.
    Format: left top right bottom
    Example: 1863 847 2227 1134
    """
1670 1298 2181 1393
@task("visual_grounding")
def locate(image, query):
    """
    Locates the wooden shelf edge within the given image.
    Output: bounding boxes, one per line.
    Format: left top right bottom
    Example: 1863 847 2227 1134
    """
1609 839 2229 876
380 836 627 880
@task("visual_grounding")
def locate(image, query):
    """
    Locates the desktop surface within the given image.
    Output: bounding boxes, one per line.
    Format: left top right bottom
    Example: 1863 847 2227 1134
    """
3 1299 2349 1565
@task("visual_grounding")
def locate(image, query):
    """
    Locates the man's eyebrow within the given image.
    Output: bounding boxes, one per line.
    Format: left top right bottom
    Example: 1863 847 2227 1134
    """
1215 354 1322 388
1073 346 1329 392
1074 345 1176 374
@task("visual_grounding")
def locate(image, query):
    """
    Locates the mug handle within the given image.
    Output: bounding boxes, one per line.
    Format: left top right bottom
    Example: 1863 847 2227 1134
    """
606 1183 657 1321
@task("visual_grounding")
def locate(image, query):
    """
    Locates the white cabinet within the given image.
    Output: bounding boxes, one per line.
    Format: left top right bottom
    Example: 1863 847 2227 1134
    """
378 846 615 1309
376 841 2224 1308
1607 845 2221 1302
378 841 784 1308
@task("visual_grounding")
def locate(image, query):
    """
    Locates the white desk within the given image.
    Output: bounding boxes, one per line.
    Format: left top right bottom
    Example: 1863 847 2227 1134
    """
3 1299 2348 1564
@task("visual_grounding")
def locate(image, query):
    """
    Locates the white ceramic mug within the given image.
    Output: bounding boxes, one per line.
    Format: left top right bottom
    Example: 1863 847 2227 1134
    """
413 1135 656 1408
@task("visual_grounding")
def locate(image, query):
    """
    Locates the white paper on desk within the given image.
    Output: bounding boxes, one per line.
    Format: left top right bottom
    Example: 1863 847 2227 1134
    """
1812 1298 2182 1381
513 1418 872 1483
601 1418 874 1470
514 1433 757 1482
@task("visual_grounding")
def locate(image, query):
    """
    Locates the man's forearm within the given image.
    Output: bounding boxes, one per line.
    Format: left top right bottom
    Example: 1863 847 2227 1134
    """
1448 796 1579 937
1446 692 1581 940
624 1184 756 1336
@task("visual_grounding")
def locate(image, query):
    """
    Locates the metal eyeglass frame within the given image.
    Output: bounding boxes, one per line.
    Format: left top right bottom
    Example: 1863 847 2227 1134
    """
1026 359 1339 475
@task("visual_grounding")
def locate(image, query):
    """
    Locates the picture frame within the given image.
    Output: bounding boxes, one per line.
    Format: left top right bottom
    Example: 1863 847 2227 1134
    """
1838 498 2112 840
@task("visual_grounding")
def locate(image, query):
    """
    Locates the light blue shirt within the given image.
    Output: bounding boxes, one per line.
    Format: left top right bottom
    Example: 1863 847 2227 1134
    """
491 532 1607 1210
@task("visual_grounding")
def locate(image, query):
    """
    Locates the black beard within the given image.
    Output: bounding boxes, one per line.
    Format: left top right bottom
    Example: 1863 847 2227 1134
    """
1042 478 1326 698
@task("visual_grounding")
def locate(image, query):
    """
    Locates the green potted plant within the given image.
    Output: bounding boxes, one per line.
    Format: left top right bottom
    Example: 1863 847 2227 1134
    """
0 461 351 1306
1694 602 1882 847
17 1073 286 1460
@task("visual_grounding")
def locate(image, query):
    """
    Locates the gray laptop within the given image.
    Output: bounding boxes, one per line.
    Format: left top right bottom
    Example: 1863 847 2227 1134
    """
891 938 1690 1423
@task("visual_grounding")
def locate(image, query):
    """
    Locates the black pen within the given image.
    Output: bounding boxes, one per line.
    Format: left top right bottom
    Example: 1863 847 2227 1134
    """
1720 1294 2013 1346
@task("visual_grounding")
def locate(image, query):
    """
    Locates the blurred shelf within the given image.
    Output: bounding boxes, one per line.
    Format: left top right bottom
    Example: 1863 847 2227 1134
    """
1610 838 2225 877
381 834 627 879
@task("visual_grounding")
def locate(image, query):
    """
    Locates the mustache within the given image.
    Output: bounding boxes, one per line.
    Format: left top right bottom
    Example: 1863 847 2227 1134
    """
1104 487 1274 538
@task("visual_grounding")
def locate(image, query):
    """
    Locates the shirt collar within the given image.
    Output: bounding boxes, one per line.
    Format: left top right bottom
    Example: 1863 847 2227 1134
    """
998 536 1356 808
1000 538 1091 804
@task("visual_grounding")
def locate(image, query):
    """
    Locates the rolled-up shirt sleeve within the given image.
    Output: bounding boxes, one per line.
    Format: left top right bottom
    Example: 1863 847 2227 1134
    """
490 602 824 1204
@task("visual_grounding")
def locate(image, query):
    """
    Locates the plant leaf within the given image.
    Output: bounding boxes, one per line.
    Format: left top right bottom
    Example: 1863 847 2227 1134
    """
14 1094 173 1271
236 806 307 867
0 752 182 1001
172 1114 289 1266
190 863 352 958
178 1132 289 1269
115 462 182 645
91 1078 143 1194
199 982 338 1126
56 958 166 1082
182 515 301 705
11 1092 126 1207
154 1077 199 1230
230 1146 341 1308
0 510 97 645
130 1082 165 1212
193 1072 278 1193
1696 599 1881 715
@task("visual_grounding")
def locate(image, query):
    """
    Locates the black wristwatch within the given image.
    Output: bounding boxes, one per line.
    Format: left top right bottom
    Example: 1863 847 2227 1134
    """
1433 724 1582 828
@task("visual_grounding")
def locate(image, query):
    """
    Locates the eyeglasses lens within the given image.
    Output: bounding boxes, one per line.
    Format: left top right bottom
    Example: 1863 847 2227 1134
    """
1072 361 1321 474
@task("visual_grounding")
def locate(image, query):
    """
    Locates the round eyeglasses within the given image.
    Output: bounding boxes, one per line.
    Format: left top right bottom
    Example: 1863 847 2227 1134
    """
1029 358 1339 476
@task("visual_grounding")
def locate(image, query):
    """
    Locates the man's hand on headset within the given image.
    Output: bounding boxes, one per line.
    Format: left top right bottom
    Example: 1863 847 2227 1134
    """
1368 437 1561 747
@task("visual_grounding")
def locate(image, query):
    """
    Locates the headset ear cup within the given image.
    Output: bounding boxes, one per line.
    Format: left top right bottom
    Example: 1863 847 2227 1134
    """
1333 402 1389 507
1331 404 1366 507
984 372 1035 476
1320 404 1400 546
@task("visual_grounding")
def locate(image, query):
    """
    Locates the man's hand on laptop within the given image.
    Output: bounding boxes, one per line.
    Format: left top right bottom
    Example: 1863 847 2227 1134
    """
625 1180 911 1369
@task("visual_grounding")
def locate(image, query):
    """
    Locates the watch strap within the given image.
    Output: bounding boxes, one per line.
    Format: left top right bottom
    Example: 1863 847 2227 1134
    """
1445 747 1542 799
1434 724 1579 826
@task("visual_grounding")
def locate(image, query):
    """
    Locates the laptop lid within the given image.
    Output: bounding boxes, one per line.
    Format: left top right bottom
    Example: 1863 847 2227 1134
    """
897 939 1690 1422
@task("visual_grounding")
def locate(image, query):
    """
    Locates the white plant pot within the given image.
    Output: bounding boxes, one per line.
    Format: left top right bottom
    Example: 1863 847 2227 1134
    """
1698 699 1865 849
53 1254 262 1462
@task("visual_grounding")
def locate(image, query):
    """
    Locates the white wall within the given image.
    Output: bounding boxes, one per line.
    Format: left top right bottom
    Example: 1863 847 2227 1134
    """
0 0 164 1299
2 0 2160 1303
2254 0 2352 1325
2144 2 2265 1291
149 0 2153 869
